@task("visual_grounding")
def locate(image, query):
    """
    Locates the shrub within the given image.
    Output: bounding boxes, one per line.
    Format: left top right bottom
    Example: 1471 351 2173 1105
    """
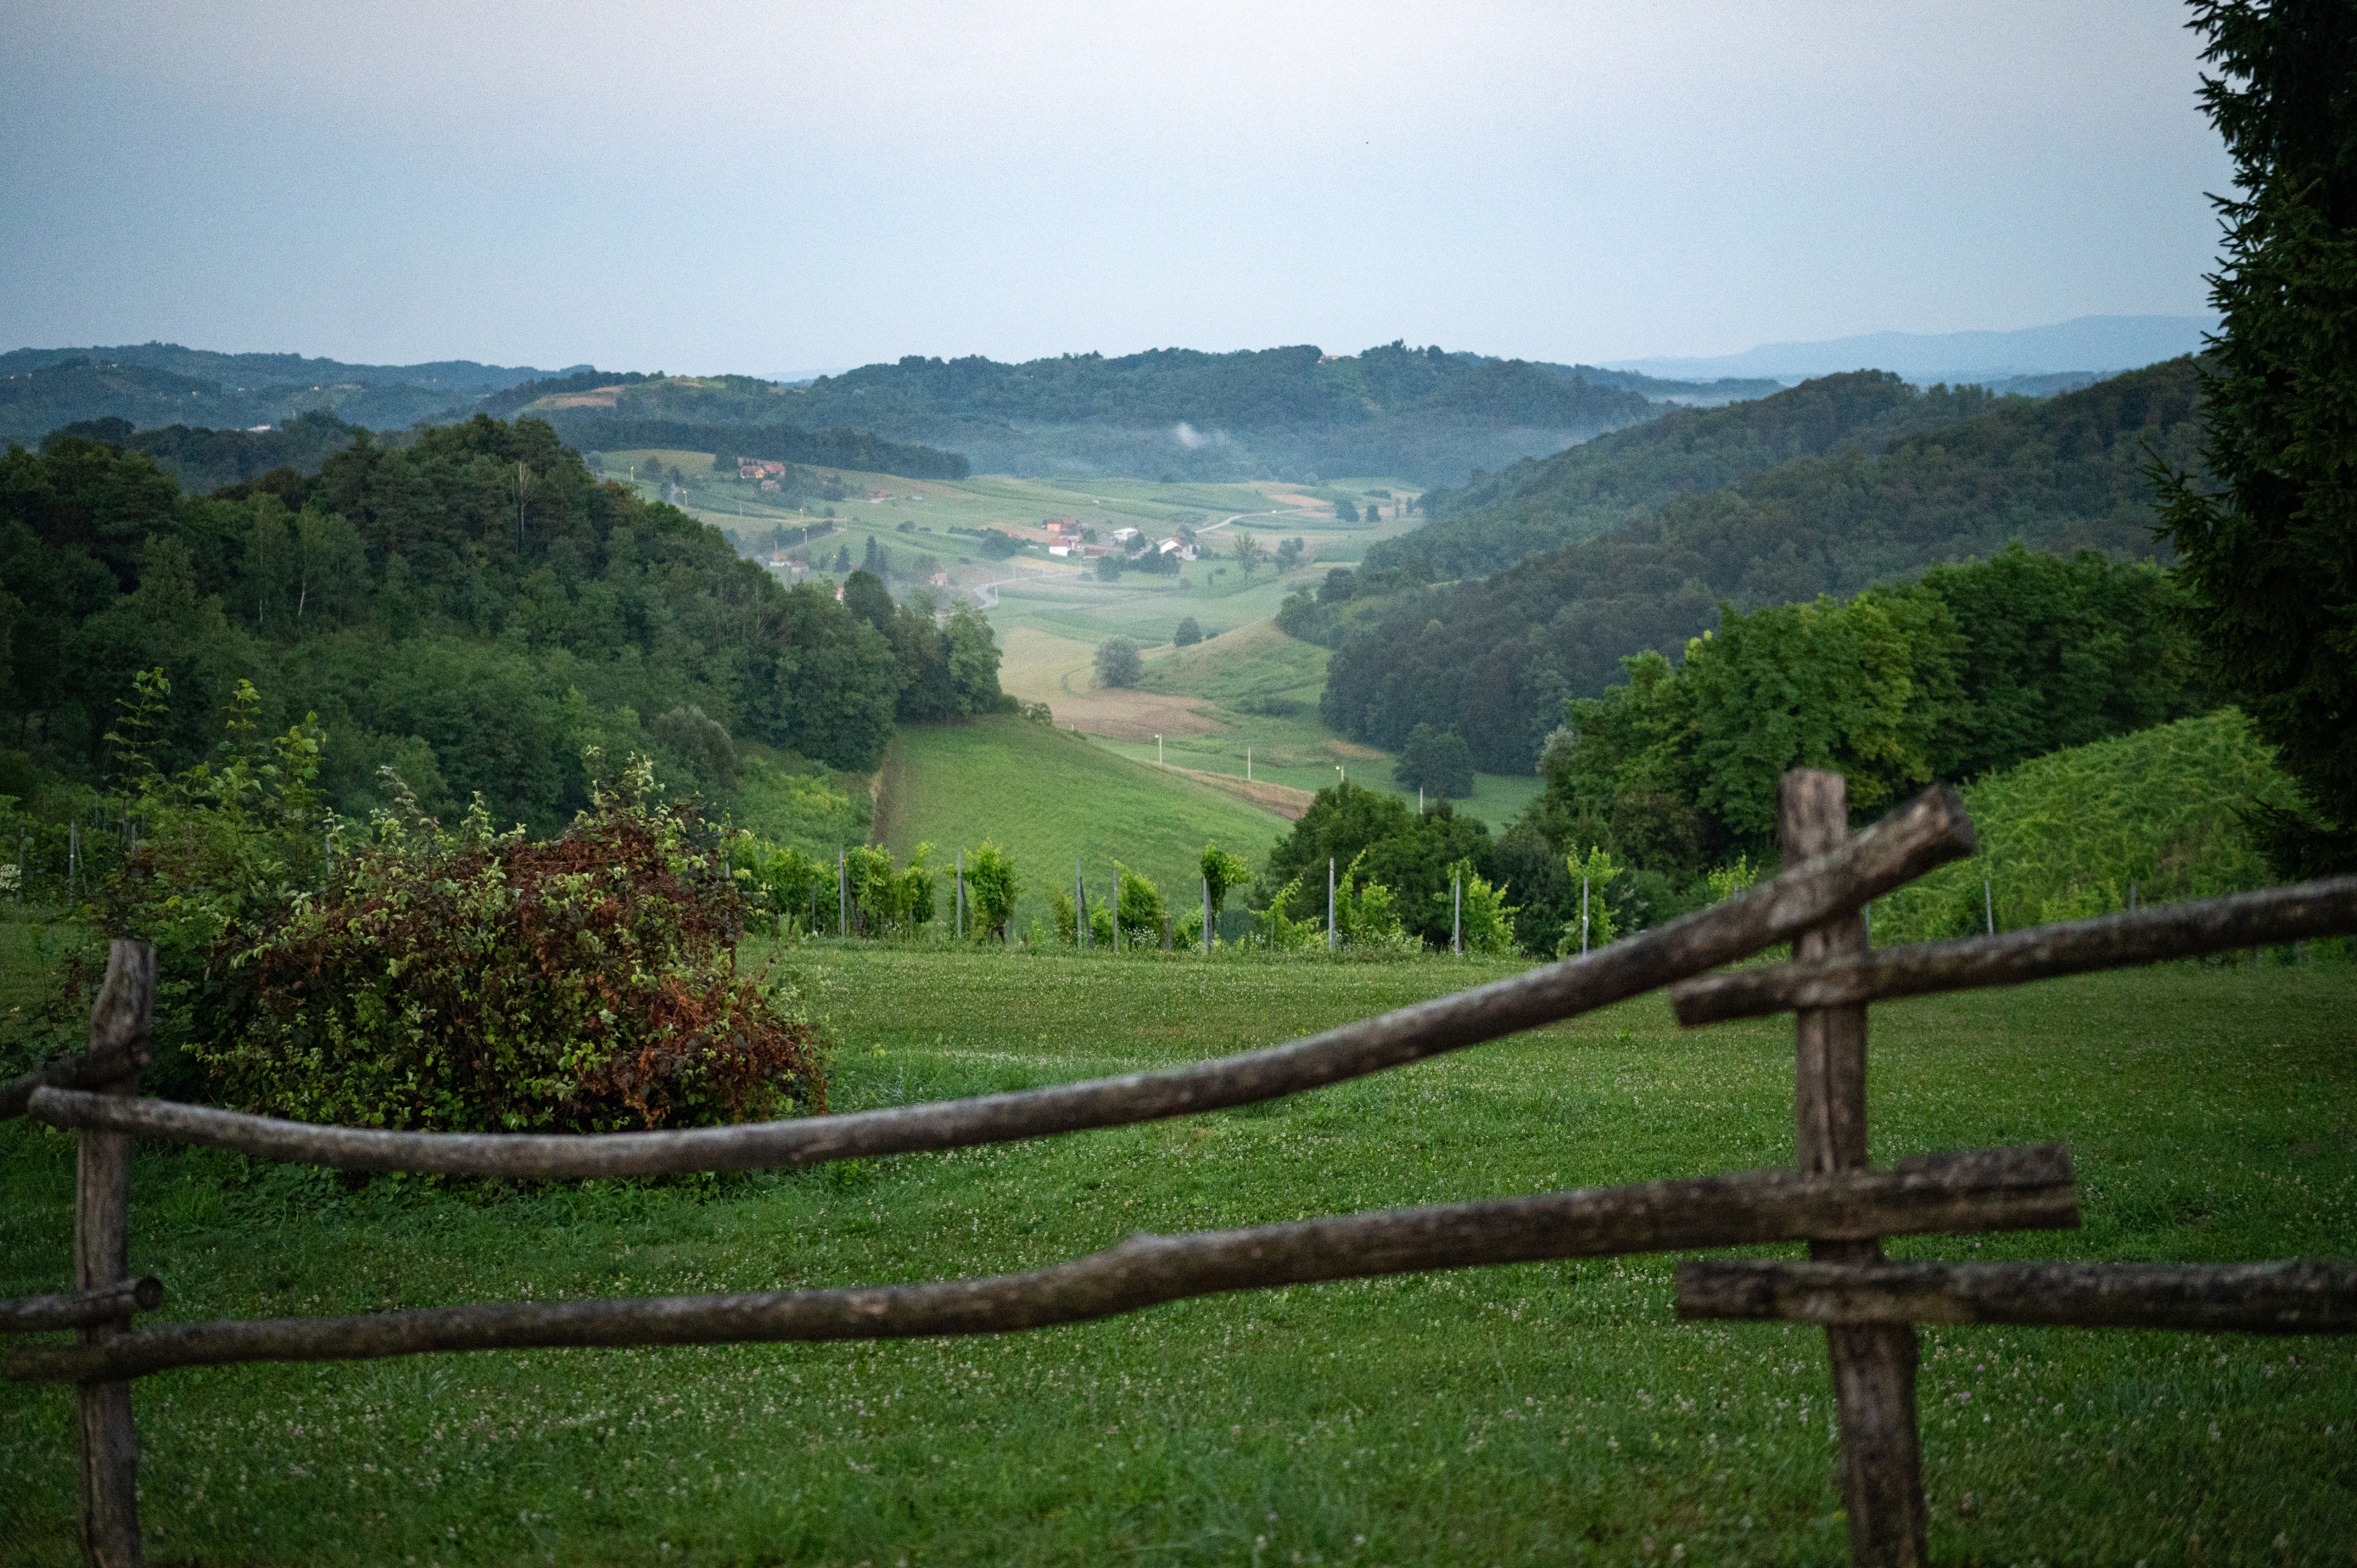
1440 857 1520 955
1393 722 1475 798
1095 637 1143 688
210 757 827 1134
1173 616 1203 647
1114 861 1166 945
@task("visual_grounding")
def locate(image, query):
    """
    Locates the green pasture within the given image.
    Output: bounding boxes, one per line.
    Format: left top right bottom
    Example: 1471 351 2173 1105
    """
872 715 1292 932
3 945 2352 1565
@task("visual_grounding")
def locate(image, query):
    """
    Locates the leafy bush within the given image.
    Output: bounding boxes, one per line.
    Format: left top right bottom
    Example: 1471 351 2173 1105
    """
1114 861 1166 945
1441 858 1520 956
1393 723 1475 798
1559 845 1623 954
964 842 1020 940
844 843 937 937
1095 637 1143 688
736 837 834 936
210 757 826 1133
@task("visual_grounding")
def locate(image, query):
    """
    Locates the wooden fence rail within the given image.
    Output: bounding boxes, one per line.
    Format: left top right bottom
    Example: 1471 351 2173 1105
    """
1677 1258 2357 1333
5 772 2356 1568
5 1145 2074 1385
1672 873 2357 1025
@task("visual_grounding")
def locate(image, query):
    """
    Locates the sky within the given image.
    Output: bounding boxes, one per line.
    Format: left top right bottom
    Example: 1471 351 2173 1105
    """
0 1 2234 374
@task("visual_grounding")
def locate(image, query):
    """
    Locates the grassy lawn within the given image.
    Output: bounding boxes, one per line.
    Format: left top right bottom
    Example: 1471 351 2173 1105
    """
872 715 1291 932
3 944 2353 1565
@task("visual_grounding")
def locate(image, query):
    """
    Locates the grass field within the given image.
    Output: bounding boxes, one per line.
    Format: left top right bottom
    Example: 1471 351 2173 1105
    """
872 714 1294 932
2 945 2352 1565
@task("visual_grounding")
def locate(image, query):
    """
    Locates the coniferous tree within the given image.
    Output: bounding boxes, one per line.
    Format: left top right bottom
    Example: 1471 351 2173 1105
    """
2156 0 2357 869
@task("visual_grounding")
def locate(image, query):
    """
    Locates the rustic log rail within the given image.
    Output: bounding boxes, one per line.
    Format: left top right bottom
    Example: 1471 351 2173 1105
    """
1672 873 2357 1025
0 1278 162 1335
5 1145 2075 1384
1677 1259 2357 1333
6 774 2357 1568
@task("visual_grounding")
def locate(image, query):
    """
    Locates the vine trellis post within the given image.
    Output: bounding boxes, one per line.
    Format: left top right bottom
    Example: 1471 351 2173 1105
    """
5 776 2356 1567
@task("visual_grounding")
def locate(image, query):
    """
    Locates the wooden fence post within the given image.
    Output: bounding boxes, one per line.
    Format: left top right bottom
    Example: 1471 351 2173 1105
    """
1782 771 1926 1568
76 939 154 1568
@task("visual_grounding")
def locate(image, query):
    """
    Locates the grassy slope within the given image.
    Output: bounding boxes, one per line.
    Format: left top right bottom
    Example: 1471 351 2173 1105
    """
872 714 1293 932
1875 710 2298 942
3 948 2350 1565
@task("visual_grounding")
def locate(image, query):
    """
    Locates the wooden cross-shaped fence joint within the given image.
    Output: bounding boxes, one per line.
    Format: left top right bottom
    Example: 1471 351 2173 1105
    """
1782 770 1929 1568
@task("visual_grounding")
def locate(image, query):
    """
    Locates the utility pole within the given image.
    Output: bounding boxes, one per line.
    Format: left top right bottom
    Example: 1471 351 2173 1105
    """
1112 865 1122 952
1327 857 1337 951
838 848 848 938
1076 859 1089 949
1156 733 1162 766
1582 876 1591 955
1452 873 1462 957
1984 876 1995 936
955 848 965 939
1202 876 1212 956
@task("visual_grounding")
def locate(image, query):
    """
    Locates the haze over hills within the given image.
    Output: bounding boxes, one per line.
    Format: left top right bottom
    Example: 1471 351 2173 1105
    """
1606 314 2213 386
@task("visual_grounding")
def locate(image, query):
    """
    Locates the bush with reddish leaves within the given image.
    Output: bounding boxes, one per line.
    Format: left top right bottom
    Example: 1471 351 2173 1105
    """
202 758 827 1134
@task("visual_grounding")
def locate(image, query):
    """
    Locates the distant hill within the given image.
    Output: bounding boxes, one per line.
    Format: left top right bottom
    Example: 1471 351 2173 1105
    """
1312 356 2206 773
1366 371 2015 582
43 412 365 494
0 343 575 445
496 343 1668 486
1606 313 2212 385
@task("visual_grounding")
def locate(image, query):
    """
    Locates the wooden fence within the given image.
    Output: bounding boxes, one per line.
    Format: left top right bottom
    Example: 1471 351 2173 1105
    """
4 773 2355 1568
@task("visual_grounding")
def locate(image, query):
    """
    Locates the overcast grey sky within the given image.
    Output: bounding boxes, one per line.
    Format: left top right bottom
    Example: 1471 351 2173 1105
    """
1 1 2231 372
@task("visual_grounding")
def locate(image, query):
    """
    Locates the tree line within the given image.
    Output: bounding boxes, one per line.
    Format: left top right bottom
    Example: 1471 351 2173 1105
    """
0 413 1004 840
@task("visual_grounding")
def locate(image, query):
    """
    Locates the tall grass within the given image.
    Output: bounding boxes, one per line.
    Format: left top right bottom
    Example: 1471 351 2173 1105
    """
1873 709 2301 942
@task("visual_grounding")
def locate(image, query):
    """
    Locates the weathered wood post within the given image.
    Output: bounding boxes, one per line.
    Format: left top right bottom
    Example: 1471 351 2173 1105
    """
1202 877 1212 956
1782 770 1926 1568
77 939 154 1568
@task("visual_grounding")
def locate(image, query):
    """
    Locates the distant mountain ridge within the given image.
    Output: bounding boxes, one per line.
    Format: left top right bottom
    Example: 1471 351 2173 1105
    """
495 344 1674 486
0 344 579 445
1607 314 2213 384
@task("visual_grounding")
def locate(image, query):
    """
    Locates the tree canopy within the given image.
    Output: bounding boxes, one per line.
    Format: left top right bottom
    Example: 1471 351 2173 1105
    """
0 415 1002 836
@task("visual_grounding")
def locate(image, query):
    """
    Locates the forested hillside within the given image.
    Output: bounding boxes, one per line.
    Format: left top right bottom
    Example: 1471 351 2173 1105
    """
0 344 570 443
1313 357 2204 771
46 412 366 495
0 416 1002 836
1367 372 2014 580
500 343 1667 485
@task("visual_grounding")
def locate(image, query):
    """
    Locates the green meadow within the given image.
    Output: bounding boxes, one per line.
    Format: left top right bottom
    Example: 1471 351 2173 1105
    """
872 714 1292 934
3 941 2354 1565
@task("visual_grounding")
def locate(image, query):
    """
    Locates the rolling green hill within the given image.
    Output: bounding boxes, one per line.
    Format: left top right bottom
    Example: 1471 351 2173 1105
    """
1318 357 2207 773
873 714 1291 935
1366 371 2014 581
